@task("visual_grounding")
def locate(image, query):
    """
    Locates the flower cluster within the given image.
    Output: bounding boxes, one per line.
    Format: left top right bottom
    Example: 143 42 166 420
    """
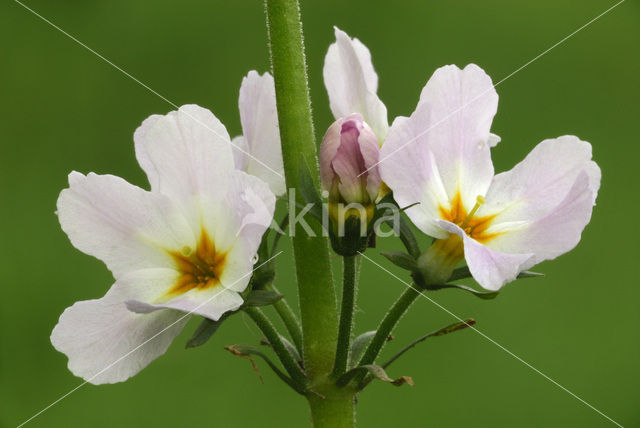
52 26 600 388
320 27 600 290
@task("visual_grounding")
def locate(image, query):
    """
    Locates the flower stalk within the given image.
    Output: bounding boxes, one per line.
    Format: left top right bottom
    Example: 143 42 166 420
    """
267 283 303 351
333 255 359 377
244 306 307 387
350 285 422 386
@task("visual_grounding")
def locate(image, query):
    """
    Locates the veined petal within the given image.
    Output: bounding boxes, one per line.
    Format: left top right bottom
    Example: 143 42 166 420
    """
380 108 451 239
134 104 235 211
417 64 499 210
482 136 600 223
485 170 598 267
51 271 189 384
238 71 286 196
57 172 195 278
323 27 388 140
437 220 534 291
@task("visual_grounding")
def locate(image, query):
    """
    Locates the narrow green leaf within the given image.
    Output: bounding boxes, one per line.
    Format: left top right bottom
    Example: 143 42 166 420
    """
348 330 376 368
243 290 284 307
380 251 419 273
449 266 544 282
337 364 413 388
297 158 324 221
224 344 304 394
185 316 226 349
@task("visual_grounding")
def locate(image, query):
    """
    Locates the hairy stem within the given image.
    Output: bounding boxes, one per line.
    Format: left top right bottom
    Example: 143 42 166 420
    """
265 0 338 381
267 283 304 351
244 306 307 387
332 255 358 377
345 286 422 386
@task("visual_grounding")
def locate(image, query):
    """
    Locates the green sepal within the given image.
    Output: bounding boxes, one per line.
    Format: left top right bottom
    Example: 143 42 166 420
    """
224 344 305 394
328 214 371 257
243 290 284 307
368 191 395 226
397 215 422 259
348 331 376 369
297 158 324 222
380 251 419 273
377 196 421 258
428 283 500 300
449 266 545 282
337 364 413 389
185 315 228 349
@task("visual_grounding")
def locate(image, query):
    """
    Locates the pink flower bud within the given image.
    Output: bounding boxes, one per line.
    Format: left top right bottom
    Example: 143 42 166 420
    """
319 114 381 206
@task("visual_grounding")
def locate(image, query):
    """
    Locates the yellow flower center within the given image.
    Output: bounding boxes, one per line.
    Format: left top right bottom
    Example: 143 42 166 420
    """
418 192 501 285
166 228 226 296
439 192 499 243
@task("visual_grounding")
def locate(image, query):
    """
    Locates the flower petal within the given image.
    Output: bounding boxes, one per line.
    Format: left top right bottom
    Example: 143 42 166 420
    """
198 170 275 264
416 64 499 209
124 262 247 321
238 71 286 196
485 170 598 267
134 104 235 207
57 172 195 278
380 108 451 239
231 135 249 171
127 286 244 322
51 270 189 384
483 136 600 224
437 220 534 291
323 27 388 140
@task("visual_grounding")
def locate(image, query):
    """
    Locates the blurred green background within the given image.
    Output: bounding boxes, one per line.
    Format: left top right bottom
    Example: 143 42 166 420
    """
2 0 639 426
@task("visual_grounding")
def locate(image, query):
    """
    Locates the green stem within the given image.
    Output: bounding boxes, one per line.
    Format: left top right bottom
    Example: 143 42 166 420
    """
265 0 338 381
244 306 307 387
332 255 358 377
347 285 422 385
267 283 304 351
307 387 355 428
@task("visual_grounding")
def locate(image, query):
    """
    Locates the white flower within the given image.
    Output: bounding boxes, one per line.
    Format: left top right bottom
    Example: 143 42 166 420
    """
380 64 601 290
323 27 389 142
51 105 275 384
232 70 286 196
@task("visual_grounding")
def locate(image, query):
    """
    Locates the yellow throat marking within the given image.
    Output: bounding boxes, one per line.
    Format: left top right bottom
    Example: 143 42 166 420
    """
439 193 500 244
166 228 226 297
